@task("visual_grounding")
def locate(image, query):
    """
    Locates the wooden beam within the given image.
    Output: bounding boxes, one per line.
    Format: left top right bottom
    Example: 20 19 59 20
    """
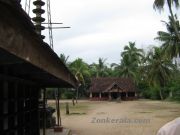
0 3 78 88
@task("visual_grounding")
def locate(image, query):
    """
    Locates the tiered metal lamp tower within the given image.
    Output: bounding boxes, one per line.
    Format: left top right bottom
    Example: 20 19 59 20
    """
32 0 45 39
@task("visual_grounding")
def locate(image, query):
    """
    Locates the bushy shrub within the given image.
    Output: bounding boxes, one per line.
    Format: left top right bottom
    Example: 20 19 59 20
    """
61 91 74 99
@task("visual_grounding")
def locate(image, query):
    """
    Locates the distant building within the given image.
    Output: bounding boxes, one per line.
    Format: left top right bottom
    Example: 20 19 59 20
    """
89 78 136 100
0 0 78 135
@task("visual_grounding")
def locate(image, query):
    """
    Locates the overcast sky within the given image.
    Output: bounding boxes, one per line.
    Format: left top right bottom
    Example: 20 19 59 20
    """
22 0 170 64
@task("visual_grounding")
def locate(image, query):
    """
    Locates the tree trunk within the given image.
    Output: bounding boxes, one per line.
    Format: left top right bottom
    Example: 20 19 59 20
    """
169 90 173 98
76 87 78 103
159 89 164 100
72 98 75 106
66 102 69 115
167 1 180 41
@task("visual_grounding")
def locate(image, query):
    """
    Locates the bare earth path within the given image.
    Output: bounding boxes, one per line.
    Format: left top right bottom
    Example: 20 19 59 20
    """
49 100 180 135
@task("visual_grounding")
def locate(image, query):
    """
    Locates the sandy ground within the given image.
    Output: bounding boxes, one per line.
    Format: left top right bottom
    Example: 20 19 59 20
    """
48 100 180 135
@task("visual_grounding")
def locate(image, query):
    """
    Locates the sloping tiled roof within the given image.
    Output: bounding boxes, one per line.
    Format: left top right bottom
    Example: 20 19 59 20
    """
89 77 136 93
0 0 78 88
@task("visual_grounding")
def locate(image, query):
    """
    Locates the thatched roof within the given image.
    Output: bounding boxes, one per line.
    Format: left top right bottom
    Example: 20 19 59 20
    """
89 77 136 93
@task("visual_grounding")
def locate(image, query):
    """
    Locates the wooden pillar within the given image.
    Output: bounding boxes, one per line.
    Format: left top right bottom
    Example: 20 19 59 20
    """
108 92 112 100
54 88 63 132
118 89 120 98
90 92 92 98
56 88 61 126
99 92 102 99
66 102 69 115
43 88 46 135
117 91 121 102
126 92 128 100
135 92 137 97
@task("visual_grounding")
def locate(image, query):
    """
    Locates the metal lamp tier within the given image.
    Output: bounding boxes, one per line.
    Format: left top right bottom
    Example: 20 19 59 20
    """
32 0 45 39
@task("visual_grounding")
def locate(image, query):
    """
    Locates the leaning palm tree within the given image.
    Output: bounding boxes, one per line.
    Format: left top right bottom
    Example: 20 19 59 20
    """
145 47 175 100
153 0 180 40
69 58 90 85
155 15 180 59
69 58 90 101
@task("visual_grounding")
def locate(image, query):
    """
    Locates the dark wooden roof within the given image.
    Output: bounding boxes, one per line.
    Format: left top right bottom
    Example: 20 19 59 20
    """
89 77 136 93
0 0 78 88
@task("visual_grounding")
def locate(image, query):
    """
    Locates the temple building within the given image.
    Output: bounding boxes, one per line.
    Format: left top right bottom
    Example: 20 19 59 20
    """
0 0 78 135
89 78 136 100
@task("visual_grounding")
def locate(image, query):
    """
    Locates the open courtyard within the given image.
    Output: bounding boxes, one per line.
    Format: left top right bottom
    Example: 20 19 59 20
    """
48 100 180 135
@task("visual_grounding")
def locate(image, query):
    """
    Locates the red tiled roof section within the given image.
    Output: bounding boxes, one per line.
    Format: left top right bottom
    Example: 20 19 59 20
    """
89 77 136 93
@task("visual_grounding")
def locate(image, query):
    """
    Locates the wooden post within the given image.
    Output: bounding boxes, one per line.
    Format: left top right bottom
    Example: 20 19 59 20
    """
72 98 74 106
117 89 121 102
135 92 137 99
43 88 46 135
66 102 69 115
108 92 112 100
76 87 78 104
126 92 128 100
99 92 102 99
90 92 92 98
56 88 61 126
54 88 63 132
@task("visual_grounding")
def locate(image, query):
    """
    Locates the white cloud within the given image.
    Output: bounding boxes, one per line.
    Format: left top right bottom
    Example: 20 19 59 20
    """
21 0 171 64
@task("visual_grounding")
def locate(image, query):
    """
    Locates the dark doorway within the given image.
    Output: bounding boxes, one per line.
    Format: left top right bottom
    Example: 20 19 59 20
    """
111 92 119 99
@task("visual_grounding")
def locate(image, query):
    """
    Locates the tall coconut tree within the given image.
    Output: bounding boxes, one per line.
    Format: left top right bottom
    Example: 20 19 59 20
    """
120 54 137 79
146 47 175 100
121 42 143 65
69 58 90 85
153 0 180 40
69 58 90 101
89 58 109 77
120 42 143 82
155 15 180 59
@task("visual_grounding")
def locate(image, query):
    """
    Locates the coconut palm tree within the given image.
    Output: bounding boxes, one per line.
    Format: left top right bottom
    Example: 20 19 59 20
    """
153 0 180 40
89 58 109 77
120 54 138 79
120 42 143 82
121 42 143 65
69 58 90 101
59 53 70 66
69 58 90 85
155 15 180 59
145 47 175 100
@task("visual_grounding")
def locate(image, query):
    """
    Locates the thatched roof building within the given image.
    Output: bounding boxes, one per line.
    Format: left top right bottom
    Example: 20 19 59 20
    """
89 78 136 100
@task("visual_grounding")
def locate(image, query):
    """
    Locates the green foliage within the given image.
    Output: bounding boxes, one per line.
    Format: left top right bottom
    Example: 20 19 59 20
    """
47 0 180 102
153 0 180 41
146 47 175 86
89 58 109 77
69 58 90 85
156 16 180 59
165 71 180 101
59 53 70 66
46 88 56 99
61 90 75 99
121 42 143 80
138 82 160 99
147 87 160 100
